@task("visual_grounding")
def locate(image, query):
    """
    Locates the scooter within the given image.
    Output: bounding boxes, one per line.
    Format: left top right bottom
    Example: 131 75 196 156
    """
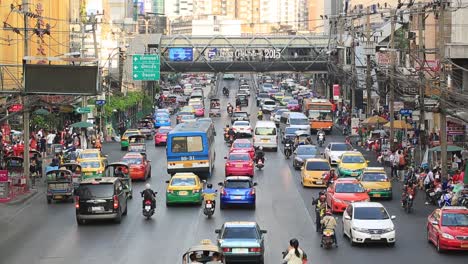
257 113 263 121
321 229 335 249
142 199 155 219
284 143 292 159
438 190 453 207
403 194 414 213
256 158 264 170
318 136 325 147
203 198 217 218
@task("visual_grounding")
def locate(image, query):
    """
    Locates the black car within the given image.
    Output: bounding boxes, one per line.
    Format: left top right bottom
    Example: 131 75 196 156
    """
256 92 269 106
236 94 249 107
293 144 320 170
75 177 128 225
231 111 250 124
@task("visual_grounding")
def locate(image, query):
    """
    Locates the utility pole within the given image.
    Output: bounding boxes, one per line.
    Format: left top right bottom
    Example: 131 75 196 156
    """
438 0 448 179
350 20 356 110
417 2 426 161
365 7 372 116
389 9 397 148
22 0 31 189
80 0 88 148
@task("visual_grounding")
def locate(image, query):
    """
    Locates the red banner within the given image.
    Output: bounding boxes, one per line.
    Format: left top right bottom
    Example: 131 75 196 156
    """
333 84 340 97
8 104 23 112
0 170 8 182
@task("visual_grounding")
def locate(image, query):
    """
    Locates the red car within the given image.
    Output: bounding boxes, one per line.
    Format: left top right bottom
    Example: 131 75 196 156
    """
224 150 254 177
193 104 205 117
154 126 172 146
326 178 370 213
427 206 468 252
121 153 151 180
287 99 301 112
230 139 255 159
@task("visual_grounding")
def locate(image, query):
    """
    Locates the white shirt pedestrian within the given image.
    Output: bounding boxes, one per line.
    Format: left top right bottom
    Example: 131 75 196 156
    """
424 171 434 185
46 133 56 145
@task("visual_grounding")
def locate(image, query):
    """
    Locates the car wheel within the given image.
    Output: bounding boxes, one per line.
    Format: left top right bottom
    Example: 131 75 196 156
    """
76 217 85 225
251 202 256 210
123 201 128 215
114 209 122 224
350 230 357 246
436 237 444 253
148 168 152 178
47 197 52 204
220 203 226 210
342 224 346 237
427 228 432 244
166 201 170 207
273 147 278 152
259 257 264 264
388 242 395 247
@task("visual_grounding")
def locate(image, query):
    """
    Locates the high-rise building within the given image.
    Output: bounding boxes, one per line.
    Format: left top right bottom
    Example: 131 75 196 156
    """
153 0 165 14
193 0 213 17
165 0 193 17
308 0 324 32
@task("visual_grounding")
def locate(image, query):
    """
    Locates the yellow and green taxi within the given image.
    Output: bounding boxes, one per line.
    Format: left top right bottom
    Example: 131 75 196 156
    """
76 149 108 165
300 158 331 187
120 129 141 151
80 159 105 179
273 92 285 102
337 151 368 178
358 167 392 199
165 173 203 206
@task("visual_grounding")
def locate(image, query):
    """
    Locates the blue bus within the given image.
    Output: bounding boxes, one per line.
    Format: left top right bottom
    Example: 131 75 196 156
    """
166 122 215 177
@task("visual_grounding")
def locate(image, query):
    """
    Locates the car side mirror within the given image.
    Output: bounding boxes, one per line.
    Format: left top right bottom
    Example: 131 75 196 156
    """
391 215 396 220
261 230 267 234
147 160 151 163
202 180 207 183
344 215 351 220
165 180 170 183
253 182 258 186
215 229 221 234
224 157 227 159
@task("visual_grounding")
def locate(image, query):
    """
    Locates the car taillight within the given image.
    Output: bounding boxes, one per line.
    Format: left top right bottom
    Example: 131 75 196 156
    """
222 248 231 252
226 162 231 167
249 188 255 195
97 170 102 174
221 188 227 196
193 189 200 193
145 200 152 205
248 161 253 167
167 189 173 193
75 196 80 209
249 247 261 252
113 195 119 209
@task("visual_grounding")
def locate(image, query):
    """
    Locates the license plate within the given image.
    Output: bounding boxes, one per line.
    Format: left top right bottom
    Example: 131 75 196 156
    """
236 164 243 168
183 163 192 168
351 172 358 176
316 180 323 185
261 139 269 142
232 196 243 200
373 194 381 197
54 195 63 199
205 203 213 208
145 205 151 210
371 235 381 240
232 248 248 254
179 191 188 196
85 172 92 176
92 206 104 212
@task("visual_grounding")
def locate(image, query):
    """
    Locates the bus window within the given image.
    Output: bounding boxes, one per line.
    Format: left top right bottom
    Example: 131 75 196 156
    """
171 136 203 153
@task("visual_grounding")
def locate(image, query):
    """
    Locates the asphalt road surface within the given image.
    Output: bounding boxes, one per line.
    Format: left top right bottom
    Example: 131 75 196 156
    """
0 75 466 264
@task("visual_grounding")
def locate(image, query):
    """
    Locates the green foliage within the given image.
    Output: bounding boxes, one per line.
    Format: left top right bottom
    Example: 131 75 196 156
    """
103 91 144 117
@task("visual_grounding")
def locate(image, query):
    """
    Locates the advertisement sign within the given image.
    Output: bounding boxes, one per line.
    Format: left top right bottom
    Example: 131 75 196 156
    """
169 48 193 61
8 104 23 112
351 118 360 136
0 170 8 182
144 0 152 13
333 84 340 100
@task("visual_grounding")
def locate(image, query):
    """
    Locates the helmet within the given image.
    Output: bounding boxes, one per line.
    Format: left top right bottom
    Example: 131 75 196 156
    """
226 124 230 128
259 146 263 150
207 183 213 189
326 209 332 215
145 183 151 189
319 194 326 201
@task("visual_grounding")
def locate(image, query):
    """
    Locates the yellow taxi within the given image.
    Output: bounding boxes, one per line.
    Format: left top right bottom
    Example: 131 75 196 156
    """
121 129 142 151
80 159 106 179
337 151 368 178
76 148 108 165
300 158 331 187
358 167 392 199
165 172 203 206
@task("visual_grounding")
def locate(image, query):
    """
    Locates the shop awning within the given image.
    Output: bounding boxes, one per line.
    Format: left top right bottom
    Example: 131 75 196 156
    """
429 145 464 152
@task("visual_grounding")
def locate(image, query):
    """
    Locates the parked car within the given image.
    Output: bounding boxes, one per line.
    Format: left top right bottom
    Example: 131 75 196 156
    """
427 206 468 252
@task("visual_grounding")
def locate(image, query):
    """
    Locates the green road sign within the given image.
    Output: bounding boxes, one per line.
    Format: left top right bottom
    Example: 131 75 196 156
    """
76 107 91 114
132 54 160 81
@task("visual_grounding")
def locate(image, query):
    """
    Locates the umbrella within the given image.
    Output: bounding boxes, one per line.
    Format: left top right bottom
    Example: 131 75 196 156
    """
33 109 49 115
429 145 464 152
70 121 93 128
383 120 413 130
361 116 388 125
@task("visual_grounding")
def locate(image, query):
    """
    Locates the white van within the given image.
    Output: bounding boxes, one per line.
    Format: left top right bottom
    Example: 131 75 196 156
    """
183 83 193 95
253 121 278 152
287 112 310 131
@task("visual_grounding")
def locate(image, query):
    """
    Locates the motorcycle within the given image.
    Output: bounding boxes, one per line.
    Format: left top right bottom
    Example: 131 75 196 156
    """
256 158 264 170
284 143 292 159
203 198 216 218
321 229 335 249
141 193 157 219
342 127 349 136
403 194 414 213
223 90 230 97
317 135 325 147
257 113 263 120
228 108 233 117
438 190 453 207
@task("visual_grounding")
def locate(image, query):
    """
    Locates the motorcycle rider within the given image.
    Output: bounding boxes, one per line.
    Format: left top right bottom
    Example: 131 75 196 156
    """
235 98 241 108
324 168 338 187
140 183 157 209
203 183 217 207
227 125 236 142
227 103 234 114
316 129 326 142
401 181 417 207
312 192 327 232
320 209 338 247
223 86 229 96
257 109 263 120
284 137 294 156
254 146 265 165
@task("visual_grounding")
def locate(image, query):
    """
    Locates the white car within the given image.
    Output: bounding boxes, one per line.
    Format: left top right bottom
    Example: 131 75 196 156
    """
261 99 276 112
342 202 396 246
232 120 252 136
239 87 250 96
324 142 354 165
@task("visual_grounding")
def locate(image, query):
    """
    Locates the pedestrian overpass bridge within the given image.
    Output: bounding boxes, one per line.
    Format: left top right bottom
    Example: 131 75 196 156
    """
149 34 330 73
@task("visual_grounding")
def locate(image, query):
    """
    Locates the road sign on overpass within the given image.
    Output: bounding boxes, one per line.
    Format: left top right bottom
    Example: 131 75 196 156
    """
132 54 160 81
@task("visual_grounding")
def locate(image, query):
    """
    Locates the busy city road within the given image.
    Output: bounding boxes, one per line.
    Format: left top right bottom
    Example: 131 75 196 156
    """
0 76 466 264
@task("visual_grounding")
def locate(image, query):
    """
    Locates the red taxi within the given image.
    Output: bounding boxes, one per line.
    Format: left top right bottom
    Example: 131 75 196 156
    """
193 104 205 117
427 206 468 252
154 126 172 146
224 150 254 177
230 139 255 159
326 178 370 213
121 153 151 180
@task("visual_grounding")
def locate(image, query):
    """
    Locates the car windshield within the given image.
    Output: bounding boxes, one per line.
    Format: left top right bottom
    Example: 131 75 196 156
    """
335 183 365 193
290 118 309 125
354 207 390 220
171 178 196 186
306 161 330 171
225 180 252 189
234 121 249 126
285 127 301 135
80 153 99 159
441 213 468 226
258 93 269 98
362 173 388 182
233 142 252 148
78 184 114 199
181 115 195 120
228 154 250 161
255 127 276 135
297 147 317 156
342 155 365 163
264 101 276 106
121 158 142 165
124 132 139 137
331 143 353 151
81 161 101 168
233 112 248 118
222 227 259 239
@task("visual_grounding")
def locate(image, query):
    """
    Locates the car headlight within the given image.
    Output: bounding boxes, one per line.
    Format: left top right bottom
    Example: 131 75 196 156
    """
442 233 455 240
333 197 345 204
352 226 369 233
382 227 395 233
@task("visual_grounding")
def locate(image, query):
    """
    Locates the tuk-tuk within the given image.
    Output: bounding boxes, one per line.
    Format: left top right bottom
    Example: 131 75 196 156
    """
236 94 248 106
128 135 147 153
294 130 312 146
46 169 74 203
51 144 63 154
209 98 221 117
105 162 133 199
3 156 24 177
182 239 225 264
60 163 82 190
138 120 154 139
